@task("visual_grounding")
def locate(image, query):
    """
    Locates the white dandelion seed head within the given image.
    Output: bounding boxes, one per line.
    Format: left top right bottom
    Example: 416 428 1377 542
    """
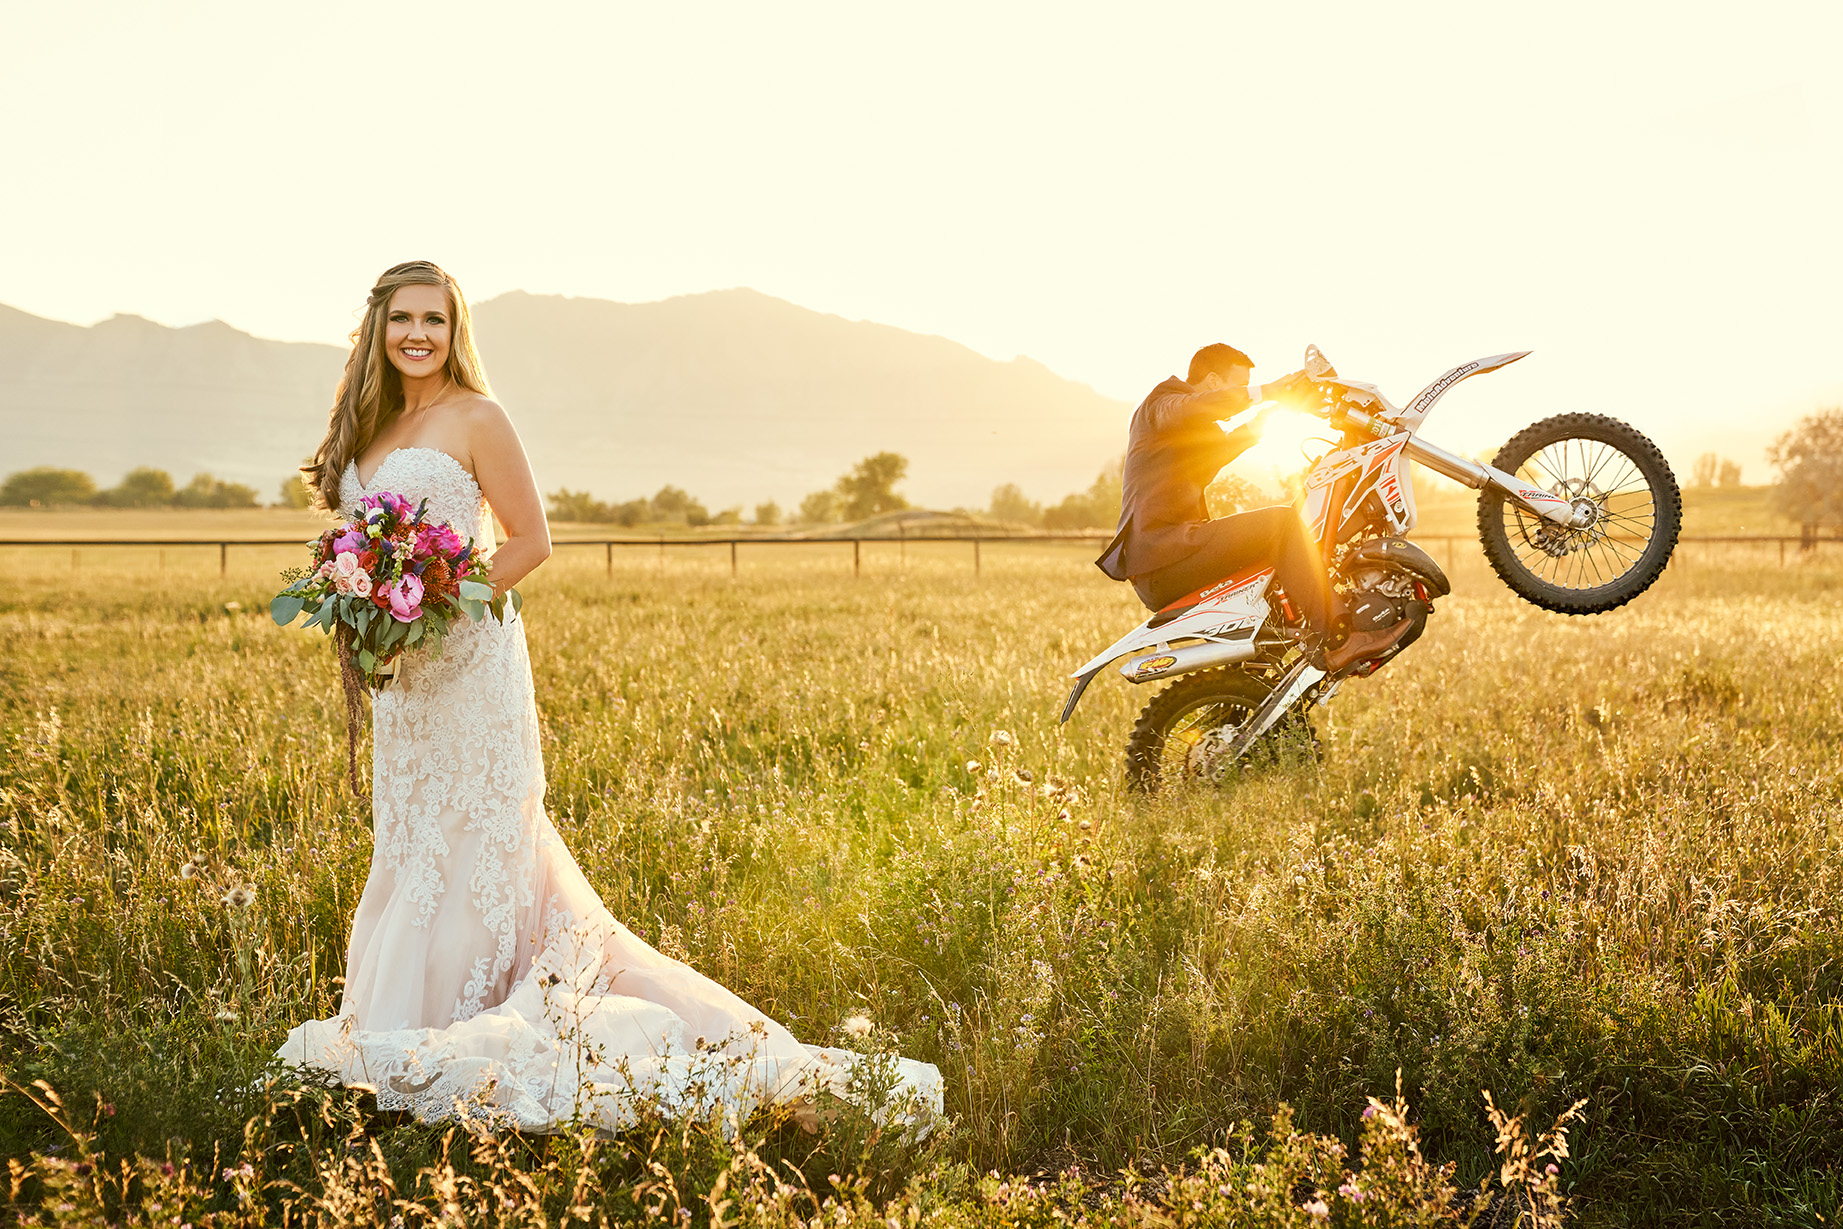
841 1013 874 1040
1078 819 1092 831
965 760 981 774
990 729 1014 747
179 862 197 881
224 885 255 910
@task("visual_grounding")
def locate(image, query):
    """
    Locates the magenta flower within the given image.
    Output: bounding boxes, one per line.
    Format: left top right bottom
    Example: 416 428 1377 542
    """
332 527 367 555
385 573 424 623
415 522 463 558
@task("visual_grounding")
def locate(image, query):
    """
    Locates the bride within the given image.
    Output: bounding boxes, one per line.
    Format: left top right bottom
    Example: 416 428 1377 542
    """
279 261 941 1131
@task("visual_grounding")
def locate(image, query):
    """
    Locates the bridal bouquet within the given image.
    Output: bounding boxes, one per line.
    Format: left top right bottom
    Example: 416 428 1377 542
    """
269 490 519 689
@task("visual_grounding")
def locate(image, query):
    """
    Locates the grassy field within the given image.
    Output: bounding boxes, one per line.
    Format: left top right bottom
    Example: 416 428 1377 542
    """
3 516 1842 1225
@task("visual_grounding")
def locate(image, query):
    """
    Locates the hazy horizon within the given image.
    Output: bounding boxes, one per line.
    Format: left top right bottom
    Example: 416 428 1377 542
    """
5 1 1842 481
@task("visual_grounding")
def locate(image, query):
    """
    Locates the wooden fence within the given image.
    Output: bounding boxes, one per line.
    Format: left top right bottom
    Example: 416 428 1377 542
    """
1 533 1837 577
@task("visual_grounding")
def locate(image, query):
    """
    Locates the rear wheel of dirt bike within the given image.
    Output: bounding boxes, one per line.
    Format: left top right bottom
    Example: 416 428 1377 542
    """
1124 667 1318 795
1477 413 1681 614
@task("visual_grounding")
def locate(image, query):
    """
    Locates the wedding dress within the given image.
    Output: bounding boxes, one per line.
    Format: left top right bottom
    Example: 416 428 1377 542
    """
278 447 942 1131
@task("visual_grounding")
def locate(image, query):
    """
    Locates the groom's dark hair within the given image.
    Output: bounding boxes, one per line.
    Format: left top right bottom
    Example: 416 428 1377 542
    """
1188 343 1254 385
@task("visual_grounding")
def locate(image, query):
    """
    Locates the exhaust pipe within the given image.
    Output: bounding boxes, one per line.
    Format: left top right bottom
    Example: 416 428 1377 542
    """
1118 637 1258 684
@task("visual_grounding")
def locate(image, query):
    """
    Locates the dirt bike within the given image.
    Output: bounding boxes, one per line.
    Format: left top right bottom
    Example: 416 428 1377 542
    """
1062 345 1681 792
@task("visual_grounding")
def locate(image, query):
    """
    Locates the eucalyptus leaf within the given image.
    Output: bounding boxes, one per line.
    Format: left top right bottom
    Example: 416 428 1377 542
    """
358 648 375 672
270 594 304 626
458 580 494 601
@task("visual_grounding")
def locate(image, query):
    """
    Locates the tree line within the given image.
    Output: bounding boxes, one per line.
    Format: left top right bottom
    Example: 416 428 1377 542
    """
548 452 917 528
0 466 274 509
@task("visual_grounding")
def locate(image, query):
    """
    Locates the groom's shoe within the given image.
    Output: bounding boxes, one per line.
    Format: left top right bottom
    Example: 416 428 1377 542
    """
1321 617 1416 675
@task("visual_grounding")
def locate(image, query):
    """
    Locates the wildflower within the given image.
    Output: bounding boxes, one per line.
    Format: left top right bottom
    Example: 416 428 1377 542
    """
1294 875 1307 888
841 1013 874 1039
1013 768 1033 785
1058 809 1071 822
966 759 981 774
990 729 1014 747
1546 1163 1559 1176
1078 819 1092 831
179 862 197 881
214 1009 238 1022
1338 1182 1364 1202
1302 1198 1328 1219
223 885 255 910
1362 1104 1377 1119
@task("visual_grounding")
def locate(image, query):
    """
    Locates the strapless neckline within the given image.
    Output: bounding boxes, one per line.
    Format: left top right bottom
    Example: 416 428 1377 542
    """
349 446 479 496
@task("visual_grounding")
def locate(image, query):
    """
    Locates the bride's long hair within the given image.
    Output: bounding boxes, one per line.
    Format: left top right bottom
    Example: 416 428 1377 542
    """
303 261 492 511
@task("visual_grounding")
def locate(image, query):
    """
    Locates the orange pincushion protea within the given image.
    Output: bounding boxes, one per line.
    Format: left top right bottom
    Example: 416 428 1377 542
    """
420 556 454 597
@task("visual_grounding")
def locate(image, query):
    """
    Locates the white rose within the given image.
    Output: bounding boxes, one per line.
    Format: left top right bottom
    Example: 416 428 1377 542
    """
351 571 373 597
332 572 354 595
333 552 361 578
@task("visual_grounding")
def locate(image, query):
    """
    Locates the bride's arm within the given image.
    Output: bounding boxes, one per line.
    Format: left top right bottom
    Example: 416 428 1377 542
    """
466 400 552 597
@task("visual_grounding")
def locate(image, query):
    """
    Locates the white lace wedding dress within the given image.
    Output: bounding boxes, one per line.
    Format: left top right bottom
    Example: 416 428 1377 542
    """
278 447 942 1131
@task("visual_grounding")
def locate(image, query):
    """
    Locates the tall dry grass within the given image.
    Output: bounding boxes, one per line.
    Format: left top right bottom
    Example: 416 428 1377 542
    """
2 540 1840 1224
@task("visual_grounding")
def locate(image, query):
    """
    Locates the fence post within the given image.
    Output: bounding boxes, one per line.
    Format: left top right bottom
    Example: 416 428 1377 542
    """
658 536 665 571
605 541 612 579
1780 538 1786 566
220 542 228 577
853 539 860 578
974 536 981 576
730 540 738 578
71 549 78 571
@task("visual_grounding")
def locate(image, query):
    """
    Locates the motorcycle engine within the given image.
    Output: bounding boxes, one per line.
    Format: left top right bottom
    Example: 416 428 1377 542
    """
1345 567 1417 632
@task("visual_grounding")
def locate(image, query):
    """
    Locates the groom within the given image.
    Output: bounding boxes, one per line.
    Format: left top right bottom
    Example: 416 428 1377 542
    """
1094 342 1414 673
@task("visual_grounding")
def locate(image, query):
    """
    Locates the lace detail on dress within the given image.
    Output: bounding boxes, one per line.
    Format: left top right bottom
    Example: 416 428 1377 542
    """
337 449 543 1011
277 447 943 1133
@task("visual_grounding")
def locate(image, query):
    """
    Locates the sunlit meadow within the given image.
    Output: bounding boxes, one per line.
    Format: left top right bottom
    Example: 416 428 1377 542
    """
2 533 1841 1226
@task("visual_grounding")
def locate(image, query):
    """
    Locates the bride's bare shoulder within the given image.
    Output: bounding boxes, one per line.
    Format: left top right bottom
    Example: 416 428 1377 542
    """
451 391 520 436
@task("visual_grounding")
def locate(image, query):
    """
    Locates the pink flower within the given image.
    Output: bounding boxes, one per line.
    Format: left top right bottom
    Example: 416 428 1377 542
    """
332 528 367 555
351 571 373 598
385 573 424 622
416 522 463 558
332 571 354 595
1302 1198 1328 1220
317 561 336 579
333 551 361 578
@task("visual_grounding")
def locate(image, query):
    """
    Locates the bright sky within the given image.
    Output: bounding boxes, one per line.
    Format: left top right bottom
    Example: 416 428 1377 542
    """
4 1 1840 479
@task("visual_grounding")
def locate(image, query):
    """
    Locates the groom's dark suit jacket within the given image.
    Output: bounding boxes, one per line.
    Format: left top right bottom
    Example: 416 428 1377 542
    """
1094 377 1261 581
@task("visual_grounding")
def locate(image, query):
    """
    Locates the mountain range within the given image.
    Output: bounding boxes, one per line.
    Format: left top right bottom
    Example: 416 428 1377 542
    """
0 290 1130 511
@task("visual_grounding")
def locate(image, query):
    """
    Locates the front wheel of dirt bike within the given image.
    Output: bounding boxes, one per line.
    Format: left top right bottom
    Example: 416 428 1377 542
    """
1478 413 1681 615
1124 667 1318 795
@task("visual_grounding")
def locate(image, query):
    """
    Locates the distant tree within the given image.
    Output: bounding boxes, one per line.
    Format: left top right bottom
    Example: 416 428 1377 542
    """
1692 452 1718 489
711 506 742 526
276 474 313 509
1718 458 1743 488
753 500 782 527
1768 408 1843 527
988 483 1043 527
835 452 909 520
548 488 609 523
798 490 841 524
99 467 176 508
174 473 258 509
1042 461 1124 531
649 485 710 526
0 467 96 507
1205 473 1266 518
613 498 650 527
